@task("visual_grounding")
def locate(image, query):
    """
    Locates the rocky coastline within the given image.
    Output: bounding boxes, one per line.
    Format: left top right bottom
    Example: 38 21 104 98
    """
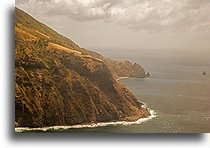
15 7 152 129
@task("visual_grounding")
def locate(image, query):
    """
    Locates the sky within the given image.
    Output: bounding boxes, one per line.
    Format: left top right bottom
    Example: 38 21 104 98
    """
16 0 210 52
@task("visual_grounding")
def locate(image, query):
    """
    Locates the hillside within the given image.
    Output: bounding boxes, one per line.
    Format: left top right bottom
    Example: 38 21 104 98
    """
15 8 147 79
86 50 146 78
15 7 150 127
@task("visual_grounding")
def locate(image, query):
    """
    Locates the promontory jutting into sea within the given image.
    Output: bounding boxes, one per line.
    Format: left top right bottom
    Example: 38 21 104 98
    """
15 0 210 133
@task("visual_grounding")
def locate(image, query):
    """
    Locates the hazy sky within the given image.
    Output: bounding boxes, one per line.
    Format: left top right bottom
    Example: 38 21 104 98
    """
16 0 209 52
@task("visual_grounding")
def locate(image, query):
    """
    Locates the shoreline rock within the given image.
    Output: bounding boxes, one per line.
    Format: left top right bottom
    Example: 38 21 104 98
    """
15 106 156 131
87 50 147 79
15 7 152 128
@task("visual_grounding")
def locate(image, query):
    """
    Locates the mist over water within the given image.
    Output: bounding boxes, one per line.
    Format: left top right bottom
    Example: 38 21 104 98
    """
20 48 210 133
89 48 209 133
15 0 210 133
58 48 209 133
30 48 208 133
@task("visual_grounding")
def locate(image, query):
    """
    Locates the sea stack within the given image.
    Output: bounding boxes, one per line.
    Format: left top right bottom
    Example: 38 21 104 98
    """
146 72 151 77
202 71 207 76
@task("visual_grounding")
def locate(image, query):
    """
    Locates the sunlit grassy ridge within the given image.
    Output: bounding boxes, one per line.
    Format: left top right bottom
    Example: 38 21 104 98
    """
15 7 150 127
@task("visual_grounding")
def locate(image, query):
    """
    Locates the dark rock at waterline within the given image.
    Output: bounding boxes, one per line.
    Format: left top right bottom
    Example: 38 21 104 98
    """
202 71 207 76
86 51 147 79
15 7 150 127
146 72 151 77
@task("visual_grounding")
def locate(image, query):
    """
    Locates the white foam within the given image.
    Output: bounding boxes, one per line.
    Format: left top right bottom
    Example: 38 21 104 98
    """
15 107 157 132
116 77 129 81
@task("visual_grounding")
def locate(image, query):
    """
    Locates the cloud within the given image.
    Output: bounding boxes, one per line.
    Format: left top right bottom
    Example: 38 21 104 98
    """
16 0 209 32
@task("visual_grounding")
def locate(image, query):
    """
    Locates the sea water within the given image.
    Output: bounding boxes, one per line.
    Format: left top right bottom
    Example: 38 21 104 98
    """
16 49 210 133
96 48 210 133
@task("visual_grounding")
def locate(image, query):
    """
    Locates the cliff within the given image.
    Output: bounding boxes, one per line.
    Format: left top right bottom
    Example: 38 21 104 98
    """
86 50 146 78
15 7 150 127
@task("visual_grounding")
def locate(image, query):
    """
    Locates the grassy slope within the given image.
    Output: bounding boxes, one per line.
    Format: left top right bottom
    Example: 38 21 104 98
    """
15 7 150 127
15 7 88 54
15 7 146 78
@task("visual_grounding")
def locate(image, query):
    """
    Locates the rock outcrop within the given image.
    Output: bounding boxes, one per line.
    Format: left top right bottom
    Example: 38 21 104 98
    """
15 7 150 127
87 50 146 79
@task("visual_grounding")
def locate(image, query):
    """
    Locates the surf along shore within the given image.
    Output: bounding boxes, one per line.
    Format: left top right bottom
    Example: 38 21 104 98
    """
16 77 156 132
15 103 157 132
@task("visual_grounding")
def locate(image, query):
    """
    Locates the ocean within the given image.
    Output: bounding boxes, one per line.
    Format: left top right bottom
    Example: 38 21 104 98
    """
16 49 210 133
96 48 210 133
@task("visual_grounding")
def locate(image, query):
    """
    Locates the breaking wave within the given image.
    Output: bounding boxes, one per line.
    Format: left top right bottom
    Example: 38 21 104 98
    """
15 105 157 132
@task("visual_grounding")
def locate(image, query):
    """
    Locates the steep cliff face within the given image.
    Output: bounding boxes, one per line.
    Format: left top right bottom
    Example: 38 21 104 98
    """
15 7 150 127
15 7 147 79
87 50 146 78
